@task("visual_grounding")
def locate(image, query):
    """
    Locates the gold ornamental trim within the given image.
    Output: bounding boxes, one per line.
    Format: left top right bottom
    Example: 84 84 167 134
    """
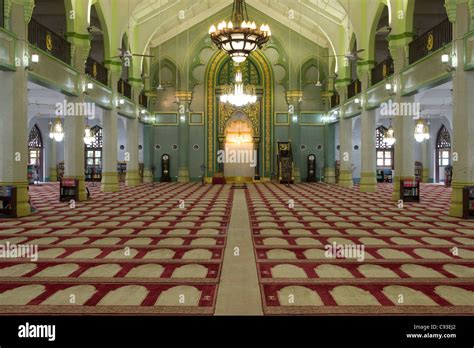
46 33 53 51
426 32 434 51
206 50 272 175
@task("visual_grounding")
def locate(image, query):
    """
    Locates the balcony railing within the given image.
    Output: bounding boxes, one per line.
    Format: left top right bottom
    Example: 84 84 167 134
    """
139 92 148 108
331 93 340 109
347 79 361 99
371 56 394 86
117 78 132 99
409 18 452 65
28 17 71 65
0 0 4 28
85 57 108 86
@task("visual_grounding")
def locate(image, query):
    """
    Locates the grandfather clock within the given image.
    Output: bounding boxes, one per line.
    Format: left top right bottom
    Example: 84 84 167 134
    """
161 154 171 182
307 154 317 182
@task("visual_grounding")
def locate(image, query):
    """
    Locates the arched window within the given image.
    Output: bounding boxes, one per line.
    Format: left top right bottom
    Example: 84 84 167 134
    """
28 125 43 182
85 126 103 182
436 125 451 182
376 126 393 168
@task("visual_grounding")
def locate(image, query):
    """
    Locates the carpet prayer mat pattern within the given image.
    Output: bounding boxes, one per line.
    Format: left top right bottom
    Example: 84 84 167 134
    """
0 183 233 315
245 183 474 315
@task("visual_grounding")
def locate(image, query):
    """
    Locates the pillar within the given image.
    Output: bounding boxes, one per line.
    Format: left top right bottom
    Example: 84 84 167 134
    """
0 2 32 216
421 140 430 183
100 68 121 192
286 91 303 183
142 124 154 183
47 136 58 182
449 2 474 217
336 87 353 188
176 91 192 183
359 69 377 192
389 42 415 201
324 122 336 183
125 116 140 187
63 34 90 202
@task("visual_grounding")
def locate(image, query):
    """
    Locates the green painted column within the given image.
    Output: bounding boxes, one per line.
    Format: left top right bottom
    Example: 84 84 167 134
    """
324 122 336 184
449 2 474 217
0 1 32 216
142 124 154 183
287 91 303 183
176 91 192 183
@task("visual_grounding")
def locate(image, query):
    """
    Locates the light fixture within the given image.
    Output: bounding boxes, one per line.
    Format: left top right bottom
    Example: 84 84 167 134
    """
354 98 360 104
26 53 39 71
292 114 298 123
220 70 257 107
141 109 146 115
48 120 54 139
50 117 64 142
180 115 186 123
83 125 95 145
414 118 430 143
383 120 396 146
209 0 271 63
385 82 396 96
87 82 94 90
442 53 456 72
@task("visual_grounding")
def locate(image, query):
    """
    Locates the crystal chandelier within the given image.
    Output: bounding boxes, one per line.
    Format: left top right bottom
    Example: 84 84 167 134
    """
83 125 95 145
414 118 430 143
384 121 396 146
209 0 271 63
220 70 257 107
49 117 64 142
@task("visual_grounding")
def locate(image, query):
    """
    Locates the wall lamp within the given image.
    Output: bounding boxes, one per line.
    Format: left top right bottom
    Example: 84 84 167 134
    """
83 82 94 95
442 54 456 72
25 54 39 71
385 83 396 96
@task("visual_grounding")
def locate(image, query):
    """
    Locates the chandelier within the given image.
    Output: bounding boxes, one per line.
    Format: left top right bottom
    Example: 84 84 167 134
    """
220 70 257 107
83 125 95 145
414 118 430 143
383 121 396 146
49 118 64 142
209 0 271 63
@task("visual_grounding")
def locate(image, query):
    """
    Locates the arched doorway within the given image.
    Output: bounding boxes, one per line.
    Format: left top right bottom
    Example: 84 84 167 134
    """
85 125 103 182
205 50 273 180
28 125 43 183
436 125 451 183
222 114 255 180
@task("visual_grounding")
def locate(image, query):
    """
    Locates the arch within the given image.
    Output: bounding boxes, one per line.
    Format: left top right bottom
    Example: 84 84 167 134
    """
297 57 328 88
435 125 452 183
151 57 178 89
28 125 43 182
88 1 111 63
205 50 273 178
85 125 103 182
368 2 390 66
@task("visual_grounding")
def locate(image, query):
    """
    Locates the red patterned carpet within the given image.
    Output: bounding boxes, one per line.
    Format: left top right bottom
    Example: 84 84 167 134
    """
246 183 474 315
0 182 473 315
0 183 232 315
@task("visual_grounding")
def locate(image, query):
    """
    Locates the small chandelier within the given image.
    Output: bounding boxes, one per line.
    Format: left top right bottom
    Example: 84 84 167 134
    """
209 0 271 63
220 70 257 107
414 118 430 143
49 117 64 142
384 121 396 146
83 125 95 145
